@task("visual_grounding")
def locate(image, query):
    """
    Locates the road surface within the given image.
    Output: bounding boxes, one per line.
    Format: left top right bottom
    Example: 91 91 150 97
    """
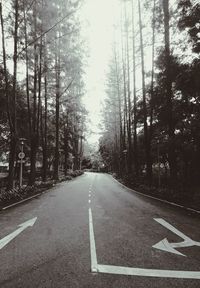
0 172 199 287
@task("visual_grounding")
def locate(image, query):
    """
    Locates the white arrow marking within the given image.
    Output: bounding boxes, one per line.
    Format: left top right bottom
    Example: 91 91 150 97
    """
88 208 200 279
153 218 200 256
0 217 37 250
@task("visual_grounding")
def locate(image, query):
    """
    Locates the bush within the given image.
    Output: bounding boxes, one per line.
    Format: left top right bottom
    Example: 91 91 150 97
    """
67 170 83 178
0 185 35 205
60 175 72 181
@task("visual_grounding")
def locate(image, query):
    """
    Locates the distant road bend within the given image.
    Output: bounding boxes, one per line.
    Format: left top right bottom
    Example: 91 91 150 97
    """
0 172 199 287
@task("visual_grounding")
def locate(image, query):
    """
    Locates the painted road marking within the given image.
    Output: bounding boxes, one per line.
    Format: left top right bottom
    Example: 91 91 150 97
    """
88 199 91 204
88 208 200 279
89 208 98 272
97 264 200 279
0 217 37 250
153 218 200 256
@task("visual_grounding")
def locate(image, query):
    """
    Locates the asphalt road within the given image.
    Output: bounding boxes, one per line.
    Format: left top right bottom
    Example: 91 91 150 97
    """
0 172 199 287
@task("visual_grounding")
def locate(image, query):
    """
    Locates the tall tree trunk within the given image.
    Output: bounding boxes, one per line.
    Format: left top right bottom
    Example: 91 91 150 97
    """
79 134 83 170
147 0 156 185
138 0 152 184
120 7 128 172
149 0 156 144
23 0 32 136
124 2 132 174
29 1 38 185
42 45 48 181
37 36 43 139
7 0 19 189
114 97 119 173
53 30 61 180
114 46 123 176
64 119 69 176
0 3 12 132
163 0 177 186
72 113 79 171
131 0 139 178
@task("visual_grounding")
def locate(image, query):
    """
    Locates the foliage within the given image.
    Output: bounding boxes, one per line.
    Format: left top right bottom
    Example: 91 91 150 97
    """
100 0 200 200
0 0 87 189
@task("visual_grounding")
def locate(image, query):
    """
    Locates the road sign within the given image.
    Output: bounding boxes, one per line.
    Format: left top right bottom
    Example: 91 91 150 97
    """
18 152 25 159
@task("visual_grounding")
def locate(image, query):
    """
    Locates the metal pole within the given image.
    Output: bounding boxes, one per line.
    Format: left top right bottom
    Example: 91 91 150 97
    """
157 140 161 187
125 153 128 174
19 144 23 188
19 159 22 188
123 150 128 174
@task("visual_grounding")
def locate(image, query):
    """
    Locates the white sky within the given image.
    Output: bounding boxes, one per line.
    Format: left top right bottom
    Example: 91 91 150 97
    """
80 0 120 145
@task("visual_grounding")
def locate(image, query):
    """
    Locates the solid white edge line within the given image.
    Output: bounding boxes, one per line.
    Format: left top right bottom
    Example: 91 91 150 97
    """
2 193 42 210
111 176 200 214
89 208 98 272
97 264 200 279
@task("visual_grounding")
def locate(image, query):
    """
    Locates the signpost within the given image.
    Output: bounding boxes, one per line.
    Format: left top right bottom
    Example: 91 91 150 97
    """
18 138 26 188
123 149 128 173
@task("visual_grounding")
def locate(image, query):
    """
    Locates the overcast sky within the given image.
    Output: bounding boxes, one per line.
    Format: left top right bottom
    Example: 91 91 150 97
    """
80 0 120 145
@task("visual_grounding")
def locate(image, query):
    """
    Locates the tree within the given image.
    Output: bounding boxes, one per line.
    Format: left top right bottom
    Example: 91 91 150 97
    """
0 0 86 187
100 0 200 197
162 0 177 186
131 0 139 178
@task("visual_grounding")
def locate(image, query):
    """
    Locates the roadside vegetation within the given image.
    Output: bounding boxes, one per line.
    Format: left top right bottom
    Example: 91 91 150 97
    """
99 0 200 210
0 0 86 201
0 170 83 209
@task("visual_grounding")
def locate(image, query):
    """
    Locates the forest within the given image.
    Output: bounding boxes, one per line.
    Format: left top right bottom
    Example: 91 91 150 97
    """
0 0 86 193
99 0 200 207
0 0 200 209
